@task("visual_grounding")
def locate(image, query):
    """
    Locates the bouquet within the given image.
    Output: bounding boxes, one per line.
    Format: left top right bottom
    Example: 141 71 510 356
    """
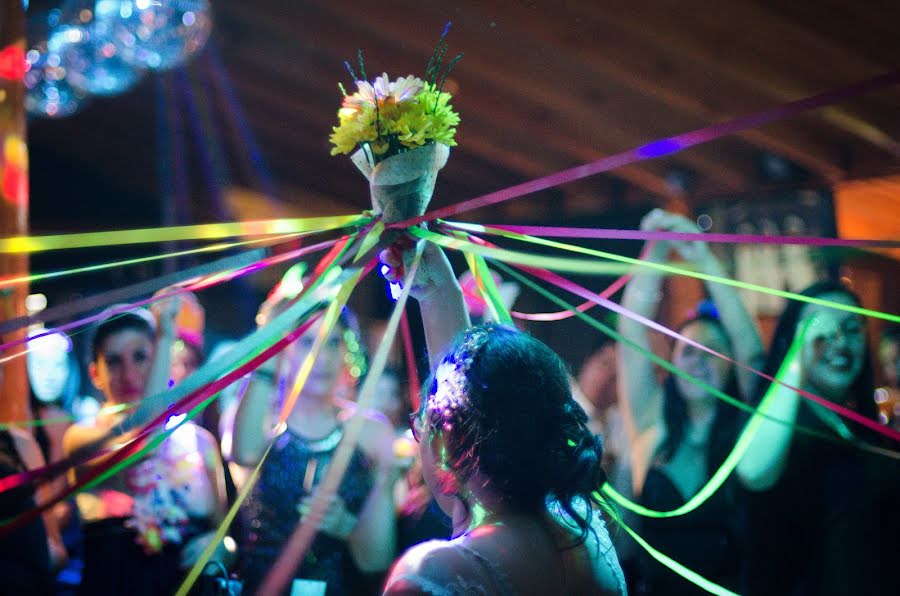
329 25 462 223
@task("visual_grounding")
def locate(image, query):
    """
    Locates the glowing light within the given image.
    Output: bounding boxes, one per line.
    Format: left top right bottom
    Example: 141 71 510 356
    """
24 293 47 313
165 413 188 430
636 138 684 158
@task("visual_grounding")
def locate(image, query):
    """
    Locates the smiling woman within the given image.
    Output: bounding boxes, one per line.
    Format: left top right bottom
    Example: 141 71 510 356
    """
737 281 899 596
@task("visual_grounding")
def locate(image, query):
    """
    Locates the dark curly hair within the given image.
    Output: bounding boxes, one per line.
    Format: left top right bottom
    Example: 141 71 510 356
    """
421 324 610 545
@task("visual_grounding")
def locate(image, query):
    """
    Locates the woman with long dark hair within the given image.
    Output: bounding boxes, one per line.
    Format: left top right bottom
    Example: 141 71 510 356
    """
380 242 626 595
736 281 898 595
618 209 763 594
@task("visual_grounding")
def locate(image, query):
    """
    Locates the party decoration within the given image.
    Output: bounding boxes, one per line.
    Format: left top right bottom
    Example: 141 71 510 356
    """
332 25 461 222
24 10 88 118
67 0 212 71
52 22 144 96
3 54 900 596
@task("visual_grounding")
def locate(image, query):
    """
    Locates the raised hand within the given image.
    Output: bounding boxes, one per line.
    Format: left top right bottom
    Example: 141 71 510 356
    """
151 293 182 337
379 236 458 303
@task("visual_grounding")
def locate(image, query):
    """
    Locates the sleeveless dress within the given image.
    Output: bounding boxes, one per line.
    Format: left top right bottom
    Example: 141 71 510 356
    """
742 403 898 596
240 425 374 595
635 468 743 595
76 422 214 596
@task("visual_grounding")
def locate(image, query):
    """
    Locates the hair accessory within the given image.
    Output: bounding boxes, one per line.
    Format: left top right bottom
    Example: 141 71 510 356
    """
687 299 720 321
424 326 493 432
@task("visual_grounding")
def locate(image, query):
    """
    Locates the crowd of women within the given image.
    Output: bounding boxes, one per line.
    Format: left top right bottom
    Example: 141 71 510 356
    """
2 208 898 595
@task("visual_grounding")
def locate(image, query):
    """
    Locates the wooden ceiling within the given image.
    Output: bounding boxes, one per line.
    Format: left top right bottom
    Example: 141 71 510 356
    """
26 0 900 232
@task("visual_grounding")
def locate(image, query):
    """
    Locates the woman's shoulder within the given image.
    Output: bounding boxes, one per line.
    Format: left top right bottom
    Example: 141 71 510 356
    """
547 499 628 595
383 540 487 595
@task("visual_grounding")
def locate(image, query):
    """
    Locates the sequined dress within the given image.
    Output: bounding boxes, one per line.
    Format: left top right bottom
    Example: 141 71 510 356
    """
240 425 374 595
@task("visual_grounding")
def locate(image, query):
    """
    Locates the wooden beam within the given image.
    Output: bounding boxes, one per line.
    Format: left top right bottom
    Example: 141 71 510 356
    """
220 1 748 199
300 0 752 192
457 0 848 183
593 0 899 155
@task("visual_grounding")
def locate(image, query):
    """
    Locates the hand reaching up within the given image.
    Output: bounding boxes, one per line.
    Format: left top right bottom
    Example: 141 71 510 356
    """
379 236 459 303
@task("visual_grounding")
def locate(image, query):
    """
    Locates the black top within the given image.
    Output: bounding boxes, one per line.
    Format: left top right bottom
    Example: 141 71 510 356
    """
240 425 375 595
635 466 744 596
0 429 54 595
742 403 899 596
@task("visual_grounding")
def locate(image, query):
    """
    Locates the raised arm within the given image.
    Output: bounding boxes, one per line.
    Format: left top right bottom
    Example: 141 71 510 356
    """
664 214 764 399
63 299 180 469
382 240 470 371
617 211 671 473
346 416 398 571
735 341 802 491
231 356 279 467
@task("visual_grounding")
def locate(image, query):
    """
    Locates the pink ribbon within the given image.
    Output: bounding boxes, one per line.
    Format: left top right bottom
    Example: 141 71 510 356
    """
392 68 900 227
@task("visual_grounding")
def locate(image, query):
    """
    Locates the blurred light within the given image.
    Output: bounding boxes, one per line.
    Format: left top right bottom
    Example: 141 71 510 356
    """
380 264 402 301
105 0 212 71
24 9 89 118
697 213 713 231
54 22 145 96
223 536 237 553
637 138 683 159
25 293 47 313
165 412 187 430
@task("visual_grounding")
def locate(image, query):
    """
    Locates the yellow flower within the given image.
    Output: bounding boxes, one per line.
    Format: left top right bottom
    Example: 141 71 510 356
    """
330 77 459 159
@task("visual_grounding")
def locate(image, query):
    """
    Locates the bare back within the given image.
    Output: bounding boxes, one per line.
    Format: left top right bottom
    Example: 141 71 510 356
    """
384 504 626 595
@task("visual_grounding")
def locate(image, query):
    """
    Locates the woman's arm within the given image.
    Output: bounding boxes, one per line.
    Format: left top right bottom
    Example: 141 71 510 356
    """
231 360 278 467
617 210 670 493
180 426 237 570
665 214 764 399
13 428 68 568
382 241 470 371
347 416 398 571
735 357 801 491
736 316 829 491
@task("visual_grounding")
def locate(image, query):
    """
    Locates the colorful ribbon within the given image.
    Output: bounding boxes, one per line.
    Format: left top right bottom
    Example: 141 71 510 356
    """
396 68 900 227
0 214 367 254
481 223 900 248
445 223 900 324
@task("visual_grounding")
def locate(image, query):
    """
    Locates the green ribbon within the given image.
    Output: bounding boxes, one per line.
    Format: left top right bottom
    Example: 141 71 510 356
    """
446 221 900 324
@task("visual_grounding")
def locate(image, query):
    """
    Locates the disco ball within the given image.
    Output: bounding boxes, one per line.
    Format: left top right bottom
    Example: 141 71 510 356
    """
76 0 213 71
53 23 145 96
24 10 89 118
